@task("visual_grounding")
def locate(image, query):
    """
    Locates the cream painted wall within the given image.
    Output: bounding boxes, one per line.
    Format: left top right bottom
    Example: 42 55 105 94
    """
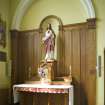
20 0 87 30
0 0 10 88
93 0 105 105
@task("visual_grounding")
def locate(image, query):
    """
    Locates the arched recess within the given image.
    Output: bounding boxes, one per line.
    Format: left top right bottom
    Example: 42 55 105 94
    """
11 0 95 30
39 15 63 60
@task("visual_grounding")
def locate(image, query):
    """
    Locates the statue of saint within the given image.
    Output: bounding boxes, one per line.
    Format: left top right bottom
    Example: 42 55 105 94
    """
42 23 56 61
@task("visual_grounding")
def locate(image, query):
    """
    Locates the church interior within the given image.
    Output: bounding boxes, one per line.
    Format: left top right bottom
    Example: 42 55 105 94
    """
0 0 104 105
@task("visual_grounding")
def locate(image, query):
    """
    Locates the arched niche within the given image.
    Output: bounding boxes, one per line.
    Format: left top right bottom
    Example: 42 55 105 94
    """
39 15 63 60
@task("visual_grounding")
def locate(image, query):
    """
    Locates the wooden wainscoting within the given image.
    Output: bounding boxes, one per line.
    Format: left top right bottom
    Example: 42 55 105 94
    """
0 88 9 105
11 18 96 105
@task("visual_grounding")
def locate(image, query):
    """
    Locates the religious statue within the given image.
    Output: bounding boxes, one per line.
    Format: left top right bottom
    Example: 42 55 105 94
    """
42 23 56 61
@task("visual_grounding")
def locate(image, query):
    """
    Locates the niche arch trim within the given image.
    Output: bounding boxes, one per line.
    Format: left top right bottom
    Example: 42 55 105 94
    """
39 15 63 31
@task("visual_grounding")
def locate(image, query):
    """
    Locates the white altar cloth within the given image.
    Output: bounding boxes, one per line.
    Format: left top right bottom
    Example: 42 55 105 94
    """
13 84 73 105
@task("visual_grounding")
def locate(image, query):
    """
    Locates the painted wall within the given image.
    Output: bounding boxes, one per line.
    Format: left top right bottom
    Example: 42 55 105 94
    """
93 0 105 105
20 0 87 30
0 0 10 88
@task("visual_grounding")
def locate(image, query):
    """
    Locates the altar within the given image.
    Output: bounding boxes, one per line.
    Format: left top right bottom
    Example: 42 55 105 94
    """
13 18 74 105
13 83 73 105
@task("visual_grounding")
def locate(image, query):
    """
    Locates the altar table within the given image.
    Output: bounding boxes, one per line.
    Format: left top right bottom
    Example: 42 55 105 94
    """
13 84 73 105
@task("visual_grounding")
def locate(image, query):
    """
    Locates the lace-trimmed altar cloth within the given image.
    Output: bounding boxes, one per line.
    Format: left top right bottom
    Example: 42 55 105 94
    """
13 84 73 105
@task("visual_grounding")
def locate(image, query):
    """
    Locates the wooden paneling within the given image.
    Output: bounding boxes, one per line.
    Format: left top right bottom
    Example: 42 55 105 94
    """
63 20 96 105
63 24 87 105
63 29 72 75
11 30 19 84
86 19 96 105
11 30 19 104
0 89 9 105
11 29 42 84
72 29 81 105
58 26 65 76
18 30 40 82
33 31 42 75
80 28 87 105
20 92 67 105
18 32 34 82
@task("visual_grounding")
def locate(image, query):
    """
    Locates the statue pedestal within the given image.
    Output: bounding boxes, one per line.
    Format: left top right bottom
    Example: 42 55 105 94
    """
38 60 57 82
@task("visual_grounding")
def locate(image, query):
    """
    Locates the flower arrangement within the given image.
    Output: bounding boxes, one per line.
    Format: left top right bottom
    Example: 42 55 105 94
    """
38 67 46 78
38 63 48 80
